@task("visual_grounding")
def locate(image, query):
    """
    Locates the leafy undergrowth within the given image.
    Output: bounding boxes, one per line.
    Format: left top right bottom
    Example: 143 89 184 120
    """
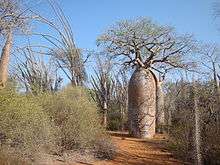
0 85 116 164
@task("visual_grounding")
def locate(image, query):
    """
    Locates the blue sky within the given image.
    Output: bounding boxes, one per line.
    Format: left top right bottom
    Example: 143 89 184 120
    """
50 0 220 50
15 0 220 85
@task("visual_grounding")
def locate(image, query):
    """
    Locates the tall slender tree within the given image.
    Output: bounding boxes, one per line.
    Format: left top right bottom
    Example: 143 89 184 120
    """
34 0 87 86
199 43 220 132
0 0 30 89
193 80 203 165
114 69 129 131
91 53 114 128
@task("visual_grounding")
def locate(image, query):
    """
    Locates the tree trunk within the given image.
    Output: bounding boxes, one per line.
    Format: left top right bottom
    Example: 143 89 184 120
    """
128 68 156 138
120 106 125 132
0 31 13 89
102 101 108 128
155 80 165 133
212 62 220 133
102 79 108 129
194 82 203 165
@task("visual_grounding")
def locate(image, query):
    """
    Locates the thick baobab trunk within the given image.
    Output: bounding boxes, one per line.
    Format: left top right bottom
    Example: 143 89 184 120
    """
128 68 156 138
0 31 13 89
155 80 165 133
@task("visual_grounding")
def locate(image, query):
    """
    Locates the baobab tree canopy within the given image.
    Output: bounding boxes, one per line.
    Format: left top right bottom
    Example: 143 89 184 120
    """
97 18 196 138
97 18 195 73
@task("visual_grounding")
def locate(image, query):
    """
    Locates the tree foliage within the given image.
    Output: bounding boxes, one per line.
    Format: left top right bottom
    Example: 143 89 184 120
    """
0 0 29 35
97 18 196 76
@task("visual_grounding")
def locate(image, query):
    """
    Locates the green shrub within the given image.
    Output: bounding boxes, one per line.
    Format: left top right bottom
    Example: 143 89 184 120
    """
38 86 116 159
0 85 116 161
167 123 194 161
107 103 122 131
40 87 105 150
165 81 220 163
0 87 57 157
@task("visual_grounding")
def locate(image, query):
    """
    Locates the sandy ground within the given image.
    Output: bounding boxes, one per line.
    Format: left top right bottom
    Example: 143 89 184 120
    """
91 132 187 165
39 132 189 165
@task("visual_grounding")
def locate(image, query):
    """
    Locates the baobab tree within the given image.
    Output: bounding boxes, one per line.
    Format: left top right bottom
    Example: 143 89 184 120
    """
97 18 195 138
0 0 30 89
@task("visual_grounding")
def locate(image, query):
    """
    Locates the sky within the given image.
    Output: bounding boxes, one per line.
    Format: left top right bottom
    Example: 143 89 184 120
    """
48 0 220 50
14 0 220 85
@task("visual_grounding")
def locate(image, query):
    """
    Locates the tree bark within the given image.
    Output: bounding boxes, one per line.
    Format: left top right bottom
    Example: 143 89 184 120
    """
102 101 108 128
0 31 13 89
193 82 203 165
128 68 156 138
120 106 125 132
155 79 165 133
212 61 220 133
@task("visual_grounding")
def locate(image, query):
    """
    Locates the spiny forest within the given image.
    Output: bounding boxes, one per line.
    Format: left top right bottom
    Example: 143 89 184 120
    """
0 0 220 165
